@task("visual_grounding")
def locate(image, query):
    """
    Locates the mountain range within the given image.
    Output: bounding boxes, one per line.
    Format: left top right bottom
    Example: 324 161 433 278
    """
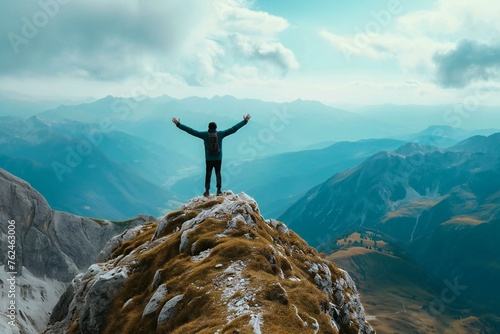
0 115 192 219
1 95 500 332
1 95 499 221
279 133 500 331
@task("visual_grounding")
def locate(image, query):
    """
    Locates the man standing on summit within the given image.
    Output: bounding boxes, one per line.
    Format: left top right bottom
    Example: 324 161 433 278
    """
172 114 251 196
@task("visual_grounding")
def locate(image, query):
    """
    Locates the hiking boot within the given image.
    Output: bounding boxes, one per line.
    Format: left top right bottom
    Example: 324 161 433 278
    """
203 191 209 197
216 189 222 196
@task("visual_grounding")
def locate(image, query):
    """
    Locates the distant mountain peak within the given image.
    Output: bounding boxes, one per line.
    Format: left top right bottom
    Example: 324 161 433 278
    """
46 191 374 334
451 131 500 154
27 114 50 126
212 94 237 100
395 142 440 156
290 97 324 106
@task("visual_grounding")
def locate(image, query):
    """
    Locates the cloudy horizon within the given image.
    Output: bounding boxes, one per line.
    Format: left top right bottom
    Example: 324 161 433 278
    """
1 0 500 106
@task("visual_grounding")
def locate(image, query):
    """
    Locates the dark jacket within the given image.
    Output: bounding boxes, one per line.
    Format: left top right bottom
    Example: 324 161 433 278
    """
176 120 248 160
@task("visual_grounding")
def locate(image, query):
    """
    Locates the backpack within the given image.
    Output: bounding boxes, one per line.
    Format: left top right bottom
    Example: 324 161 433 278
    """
207 131 220 154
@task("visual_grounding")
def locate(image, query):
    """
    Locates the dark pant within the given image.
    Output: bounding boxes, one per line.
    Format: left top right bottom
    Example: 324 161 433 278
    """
205 160 222 191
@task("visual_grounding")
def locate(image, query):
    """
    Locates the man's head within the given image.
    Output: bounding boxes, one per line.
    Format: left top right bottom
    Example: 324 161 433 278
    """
208 122 217 130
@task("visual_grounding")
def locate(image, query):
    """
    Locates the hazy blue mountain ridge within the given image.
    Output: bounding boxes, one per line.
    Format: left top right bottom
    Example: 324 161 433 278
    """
3 95 498 222
38 95 399 158
0 116 187 219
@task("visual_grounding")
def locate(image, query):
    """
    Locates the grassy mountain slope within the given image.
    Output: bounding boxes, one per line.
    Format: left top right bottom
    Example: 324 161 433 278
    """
46 192 374 334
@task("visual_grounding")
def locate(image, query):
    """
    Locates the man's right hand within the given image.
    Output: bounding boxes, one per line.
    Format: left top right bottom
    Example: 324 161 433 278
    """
172 118 180 125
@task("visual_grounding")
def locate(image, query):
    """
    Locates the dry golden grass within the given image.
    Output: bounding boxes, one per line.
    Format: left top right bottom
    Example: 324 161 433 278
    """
445 316 484 334
382 199 439 221
67 319 79 333
442 216 485 226
112 222 157 258
336 232 391 253
329 247 377 259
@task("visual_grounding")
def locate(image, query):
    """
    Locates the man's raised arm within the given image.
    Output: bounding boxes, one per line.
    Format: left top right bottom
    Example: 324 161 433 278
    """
172 118 204 138
221 114 251 137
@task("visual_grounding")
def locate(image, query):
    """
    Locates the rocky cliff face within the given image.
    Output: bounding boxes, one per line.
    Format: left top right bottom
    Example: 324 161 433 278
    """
0 168 148 334
45 192 374 334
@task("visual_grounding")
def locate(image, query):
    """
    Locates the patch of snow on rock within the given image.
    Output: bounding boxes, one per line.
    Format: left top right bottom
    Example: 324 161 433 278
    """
191 249 212 262
249 313 263 334
212 260 261 323
293 304 307 327
0 266 67 334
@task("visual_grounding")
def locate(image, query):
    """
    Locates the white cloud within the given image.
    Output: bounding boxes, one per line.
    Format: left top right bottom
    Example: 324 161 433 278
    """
398 0 500 38
180 0 299 85
0 0 297 87
214 0 289 35
320 0 500 84
1 0 211 78
320 29 452 73
229 34 299 71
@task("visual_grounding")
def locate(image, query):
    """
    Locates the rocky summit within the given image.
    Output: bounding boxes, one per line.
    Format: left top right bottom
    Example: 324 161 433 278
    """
45 192 374 334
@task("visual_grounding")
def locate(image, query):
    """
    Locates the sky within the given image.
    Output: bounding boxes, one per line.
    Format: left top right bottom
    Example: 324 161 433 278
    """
1 0 500 106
